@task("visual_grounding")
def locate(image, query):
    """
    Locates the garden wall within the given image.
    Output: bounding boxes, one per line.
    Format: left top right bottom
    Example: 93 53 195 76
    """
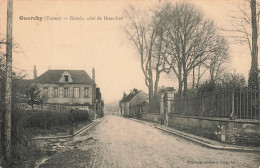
168 115 260 146
141 113 160 123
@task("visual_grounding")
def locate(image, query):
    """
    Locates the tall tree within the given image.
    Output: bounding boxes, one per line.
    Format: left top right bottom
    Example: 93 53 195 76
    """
124 6 154 102
152 8 171 99
229 0 259 90
124 5 169 101
249 0 259 91
161 2 228 95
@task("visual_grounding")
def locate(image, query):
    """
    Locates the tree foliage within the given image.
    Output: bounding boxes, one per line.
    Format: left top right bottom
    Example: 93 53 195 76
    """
25 83 47 109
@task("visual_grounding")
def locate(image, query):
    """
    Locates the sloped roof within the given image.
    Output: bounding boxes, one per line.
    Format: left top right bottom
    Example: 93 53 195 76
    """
121 90 142 103
34 70 94 84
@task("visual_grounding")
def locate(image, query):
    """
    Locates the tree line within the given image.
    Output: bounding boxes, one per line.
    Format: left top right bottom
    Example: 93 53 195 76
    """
124 1 259 102
124 2 229 101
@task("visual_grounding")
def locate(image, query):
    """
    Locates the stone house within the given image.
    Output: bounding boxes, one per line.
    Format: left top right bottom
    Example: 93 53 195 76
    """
33 68 96 109
119 89 149 117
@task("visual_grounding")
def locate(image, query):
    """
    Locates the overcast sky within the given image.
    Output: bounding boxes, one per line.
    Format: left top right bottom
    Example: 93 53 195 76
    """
0 0 259 104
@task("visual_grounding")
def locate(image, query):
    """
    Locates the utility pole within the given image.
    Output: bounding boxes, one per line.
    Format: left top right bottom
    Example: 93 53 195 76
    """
5 0 13 162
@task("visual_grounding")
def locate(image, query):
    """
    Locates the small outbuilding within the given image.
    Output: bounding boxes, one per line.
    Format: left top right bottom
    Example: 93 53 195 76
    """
119 89 149 117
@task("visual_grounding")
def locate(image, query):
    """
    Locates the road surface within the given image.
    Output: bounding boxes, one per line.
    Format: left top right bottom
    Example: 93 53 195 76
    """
39 115 260 168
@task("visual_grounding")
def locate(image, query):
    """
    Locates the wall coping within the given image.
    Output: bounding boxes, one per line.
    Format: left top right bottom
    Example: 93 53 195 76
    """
170 114 260 124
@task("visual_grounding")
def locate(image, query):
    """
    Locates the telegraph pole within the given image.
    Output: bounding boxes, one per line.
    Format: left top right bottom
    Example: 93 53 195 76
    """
5 0 13 162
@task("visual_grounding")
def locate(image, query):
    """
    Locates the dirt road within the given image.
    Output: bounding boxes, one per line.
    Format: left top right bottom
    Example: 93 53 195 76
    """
39 115 260 168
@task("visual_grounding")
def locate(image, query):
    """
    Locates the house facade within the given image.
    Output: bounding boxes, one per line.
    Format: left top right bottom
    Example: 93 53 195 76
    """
34 68 96 108
119 89 149 117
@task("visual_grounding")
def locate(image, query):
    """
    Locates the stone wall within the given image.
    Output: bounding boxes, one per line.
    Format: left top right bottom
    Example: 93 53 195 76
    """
141 113 160 123
168 115 260 146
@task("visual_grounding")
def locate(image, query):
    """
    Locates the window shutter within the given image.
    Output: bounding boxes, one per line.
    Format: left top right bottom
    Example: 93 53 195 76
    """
88 87 92 97
58 88 61 97
48 87 51 98
81 87 84 98
61 88 64 97
68 87 71 97
50 87 54 98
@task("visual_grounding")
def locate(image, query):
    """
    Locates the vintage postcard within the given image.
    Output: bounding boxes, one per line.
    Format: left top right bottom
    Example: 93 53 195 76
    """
0 0 259 167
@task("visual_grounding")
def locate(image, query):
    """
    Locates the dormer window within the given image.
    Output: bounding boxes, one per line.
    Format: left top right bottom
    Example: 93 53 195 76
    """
64 75 69 82
59 71 73 83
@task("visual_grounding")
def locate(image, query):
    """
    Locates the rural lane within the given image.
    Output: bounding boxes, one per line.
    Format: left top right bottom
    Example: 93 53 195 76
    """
39 114 260 168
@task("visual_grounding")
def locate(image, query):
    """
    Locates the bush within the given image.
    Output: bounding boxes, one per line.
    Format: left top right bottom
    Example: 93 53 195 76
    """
197 73 247 94
9 108 42 167
22 109 91 129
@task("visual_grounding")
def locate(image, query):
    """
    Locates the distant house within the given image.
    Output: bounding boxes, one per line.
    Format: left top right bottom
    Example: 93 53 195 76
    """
33 68 97 109
119 89 149 117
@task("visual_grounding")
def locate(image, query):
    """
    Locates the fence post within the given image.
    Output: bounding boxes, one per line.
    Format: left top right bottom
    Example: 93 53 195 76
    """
159 90 165 125
230 91 235 120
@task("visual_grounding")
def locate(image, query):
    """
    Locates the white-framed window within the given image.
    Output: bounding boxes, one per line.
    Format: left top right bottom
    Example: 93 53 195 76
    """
84 88 89 97
64 75 69 82
73 87 80 98
43 87 48 97
64 88 68 97
54 87 58 97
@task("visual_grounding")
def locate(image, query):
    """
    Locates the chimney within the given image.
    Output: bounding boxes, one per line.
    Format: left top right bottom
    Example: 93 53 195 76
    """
133 88 138 93
33 65 37 79
92 68 95 82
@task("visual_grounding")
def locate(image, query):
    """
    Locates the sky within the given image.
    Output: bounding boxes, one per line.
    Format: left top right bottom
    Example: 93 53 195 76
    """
0 0 259 104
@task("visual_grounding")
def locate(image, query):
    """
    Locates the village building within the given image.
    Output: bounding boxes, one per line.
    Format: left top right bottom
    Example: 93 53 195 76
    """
119 89 149 117
33 67 98 110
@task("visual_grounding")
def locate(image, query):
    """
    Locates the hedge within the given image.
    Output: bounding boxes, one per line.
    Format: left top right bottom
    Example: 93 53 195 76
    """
19 109 92 129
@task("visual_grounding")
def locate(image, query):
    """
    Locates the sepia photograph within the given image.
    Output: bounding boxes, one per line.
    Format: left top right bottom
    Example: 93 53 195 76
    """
0 0 259 167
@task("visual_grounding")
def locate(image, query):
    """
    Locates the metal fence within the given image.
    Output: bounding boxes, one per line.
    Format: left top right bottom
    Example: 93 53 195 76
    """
173 88 260 120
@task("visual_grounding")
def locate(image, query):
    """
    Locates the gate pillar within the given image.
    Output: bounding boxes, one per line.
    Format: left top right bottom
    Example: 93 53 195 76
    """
165 87 175 125
159 90 165 124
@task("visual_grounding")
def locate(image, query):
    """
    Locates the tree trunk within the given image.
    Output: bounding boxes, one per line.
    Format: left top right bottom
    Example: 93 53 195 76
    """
183 71 188 96
148 52 153 102
177 63 183 95
149 79 154 102
183 60 188 96
248 0 259 91
196 64 201 88
251 0 258 68
192 67 195 88
154 70 160 100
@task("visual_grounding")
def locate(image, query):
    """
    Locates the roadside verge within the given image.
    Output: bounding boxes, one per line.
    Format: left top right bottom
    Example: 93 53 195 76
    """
33 118 101 140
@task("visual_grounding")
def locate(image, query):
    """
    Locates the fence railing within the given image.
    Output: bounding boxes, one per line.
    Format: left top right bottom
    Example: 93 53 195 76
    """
173 88 260 120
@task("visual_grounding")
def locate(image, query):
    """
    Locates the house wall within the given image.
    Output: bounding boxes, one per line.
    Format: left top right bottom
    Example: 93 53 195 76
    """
38 83 94 105
124 102 130 116
121 103 125 115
